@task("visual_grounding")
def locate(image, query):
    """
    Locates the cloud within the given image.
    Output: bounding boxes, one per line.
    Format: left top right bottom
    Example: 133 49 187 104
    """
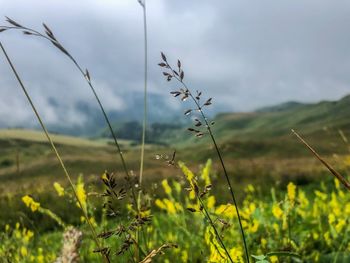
0 0 349 129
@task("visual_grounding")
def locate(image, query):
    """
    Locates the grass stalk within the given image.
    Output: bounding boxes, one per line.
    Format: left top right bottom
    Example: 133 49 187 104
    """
160 57 250 262
0 41 108 263
0 19 138 209
135 1 148 260
137 0 148 208
292 129 350 191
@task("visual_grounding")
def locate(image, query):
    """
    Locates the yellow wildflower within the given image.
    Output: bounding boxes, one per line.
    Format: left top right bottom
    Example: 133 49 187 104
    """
189 190 196 200
53 182 65 196
335 219 346 233
20 246 28 257
163 199 177 214
272 204 283 219
241 220 248 228
261 238 267 248
215 204 236 218
161 179 172 195
245 184 255 193
334 178 340 190
181 251 188 262
314 190 327 201
126 203 133 212
328 213 336 224
207 196 216 209
249 219 259 233
282 216 288 230
101 172 108 181
345 203 350 215
173 181 182 194
229 247 243 262
287 182 296 204
270 255 278 263
205 227 226 262
23 229 34 243
76 177 87 212
178 162 195 190
273 223 280 235
155 199 166 210
201 159 212 185
140 209 151 218
22 195 40 212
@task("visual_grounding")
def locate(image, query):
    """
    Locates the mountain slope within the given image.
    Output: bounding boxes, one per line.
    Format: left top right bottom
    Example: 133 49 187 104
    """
166 95 350 158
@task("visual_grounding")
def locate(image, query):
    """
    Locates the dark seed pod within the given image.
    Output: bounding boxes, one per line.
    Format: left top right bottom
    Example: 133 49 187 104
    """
184 109 192 116
161 52 167 62
204 98 212 106
186 207 197 213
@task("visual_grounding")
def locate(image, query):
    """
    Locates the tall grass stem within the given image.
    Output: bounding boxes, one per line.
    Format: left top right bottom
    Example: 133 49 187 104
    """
164 62 250 263
0 21 138 209
292 129 350 191
0 41 107 263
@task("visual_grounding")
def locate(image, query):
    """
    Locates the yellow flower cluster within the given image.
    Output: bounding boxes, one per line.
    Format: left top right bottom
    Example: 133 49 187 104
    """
22 195 40 212
53 182 65 196
76 176 87 212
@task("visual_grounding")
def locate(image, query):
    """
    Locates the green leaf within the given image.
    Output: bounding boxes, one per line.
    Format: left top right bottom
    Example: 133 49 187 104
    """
267 251 301 258
252 254 267 260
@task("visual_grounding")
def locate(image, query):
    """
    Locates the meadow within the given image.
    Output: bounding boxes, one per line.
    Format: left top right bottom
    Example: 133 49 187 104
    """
0 10 350 263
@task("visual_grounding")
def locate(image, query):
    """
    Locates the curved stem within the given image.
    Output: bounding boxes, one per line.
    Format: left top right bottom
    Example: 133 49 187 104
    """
1 23 139 208
166 62 250 263
0 41 106 262
138 0 148 207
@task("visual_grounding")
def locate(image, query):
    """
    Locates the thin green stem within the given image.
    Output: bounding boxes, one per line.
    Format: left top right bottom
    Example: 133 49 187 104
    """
198 197 234 263
0 41 106 262
0 22 139 208
136 1 148 260
138 0 148 195
166 62 250 263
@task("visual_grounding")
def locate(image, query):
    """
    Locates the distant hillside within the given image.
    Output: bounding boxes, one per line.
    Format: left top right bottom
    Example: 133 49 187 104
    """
0 129 109 147
165 95 350 158
256 101 306 113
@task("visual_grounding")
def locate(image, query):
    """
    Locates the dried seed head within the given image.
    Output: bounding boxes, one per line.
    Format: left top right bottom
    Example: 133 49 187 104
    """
186 207 197 213
180 70 184 81
85 69 91 81
204 98 212 106
184 109 192 116
170 91 181 97
161 52 167 62
6 17 22 27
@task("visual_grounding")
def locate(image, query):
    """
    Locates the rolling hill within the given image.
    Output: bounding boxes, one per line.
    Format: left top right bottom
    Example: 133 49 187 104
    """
162 94 350 159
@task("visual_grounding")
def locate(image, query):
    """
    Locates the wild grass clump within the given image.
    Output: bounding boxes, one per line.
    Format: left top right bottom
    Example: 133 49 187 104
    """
158 53 250 262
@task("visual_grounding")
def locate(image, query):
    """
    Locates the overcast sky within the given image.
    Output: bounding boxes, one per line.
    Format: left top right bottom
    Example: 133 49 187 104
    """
1 0 350 127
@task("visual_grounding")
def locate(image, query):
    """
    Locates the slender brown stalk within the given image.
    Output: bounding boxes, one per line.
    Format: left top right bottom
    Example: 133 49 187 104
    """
160 56 250 263
136 1 149 260
137 0 148 196
0 41 107 263
292 129 350 191
0 19 138 209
